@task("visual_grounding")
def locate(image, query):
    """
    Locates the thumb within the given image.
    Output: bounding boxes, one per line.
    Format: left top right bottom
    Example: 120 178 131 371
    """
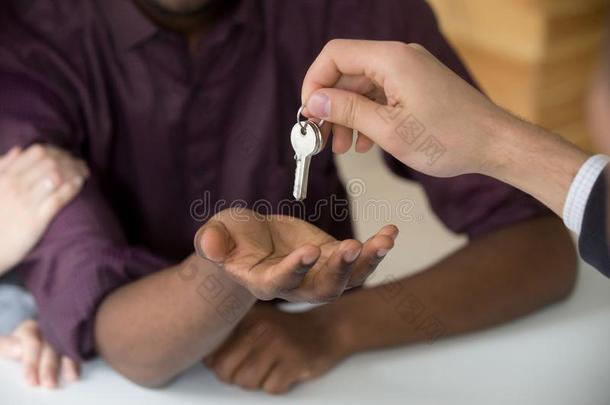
194 220 236 263
0 336 22 361
305 89 399 154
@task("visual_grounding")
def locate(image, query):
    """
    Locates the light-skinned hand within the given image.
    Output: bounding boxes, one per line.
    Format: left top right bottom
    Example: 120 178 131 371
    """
0 320 80 389
301 39 589 215
0 144 89 274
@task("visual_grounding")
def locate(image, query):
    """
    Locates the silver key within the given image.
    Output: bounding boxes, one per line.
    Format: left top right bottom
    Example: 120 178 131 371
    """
291 120 323 201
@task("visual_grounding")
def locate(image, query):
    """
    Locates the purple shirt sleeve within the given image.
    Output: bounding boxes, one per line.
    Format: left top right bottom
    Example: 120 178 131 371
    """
21 183 172 361
0 49 171 361
385 158 551 239
0 0 554 361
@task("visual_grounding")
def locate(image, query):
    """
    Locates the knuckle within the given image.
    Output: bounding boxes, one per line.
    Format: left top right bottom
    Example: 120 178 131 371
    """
44 158 61 173
380 41 412 61
47 165 63 183
407 42 426 53
28 144 45 159
324 38 343 52
387 42 421 71
387 41 409 53
340 95 359 127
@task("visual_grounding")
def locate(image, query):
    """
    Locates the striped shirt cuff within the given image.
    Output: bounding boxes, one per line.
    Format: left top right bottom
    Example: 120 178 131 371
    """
563 154 610 234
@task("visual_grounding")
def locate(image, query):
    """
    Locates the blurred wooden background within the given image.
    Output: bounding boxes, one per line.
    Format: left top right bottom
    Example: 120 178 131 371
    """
428 0 609 150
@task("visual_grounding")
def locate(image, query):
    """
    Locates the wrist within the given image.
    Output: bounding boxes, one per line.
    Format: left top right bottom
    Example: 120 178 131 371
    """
482 111 590 216
180 254 257 306
310 304 359 360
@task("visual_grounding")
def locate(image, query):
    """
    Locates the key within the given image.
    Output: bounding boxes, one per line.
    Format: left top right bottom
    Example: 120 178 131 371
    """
291 120 323 201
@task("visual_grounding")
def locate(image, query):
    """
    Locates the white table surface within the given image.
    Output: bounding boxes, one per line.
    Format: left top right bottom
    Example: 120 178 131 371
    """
1 259 609 405
2 152 609 404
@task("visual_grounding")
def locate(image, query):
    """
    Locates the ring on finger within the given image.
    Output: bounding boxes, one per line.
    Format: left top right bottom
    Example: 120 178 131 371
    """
41 177 58 193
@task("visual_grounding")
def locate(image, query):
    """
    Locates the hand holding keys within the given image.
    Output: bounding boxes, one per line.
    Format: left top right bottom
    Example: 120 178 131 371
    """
291 106 325 201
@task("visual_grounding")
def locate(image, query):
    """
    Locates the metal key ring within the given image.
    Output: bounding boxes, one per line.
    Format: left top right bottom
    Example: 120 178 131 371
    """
297 105 325 131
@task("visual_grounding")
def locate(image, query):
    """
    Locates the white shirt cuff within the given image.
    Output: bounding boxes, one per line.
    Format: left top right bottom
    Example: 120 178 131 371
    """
563 154 610 234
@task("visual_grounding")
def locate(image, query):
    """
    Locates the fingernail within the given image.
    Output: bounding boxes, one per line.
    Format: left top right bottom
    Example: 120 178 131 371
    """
302 252 318 266
377 249 390 258
307 92 330 119
344 249 361 264
193 228 207 259
72 176 83 186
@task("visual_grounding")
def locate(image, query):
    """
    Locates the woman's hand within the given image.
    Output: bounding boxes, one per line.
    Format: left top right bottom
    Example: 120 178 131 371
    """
0 145 89 273
301 39 513 178
205 304 348 394
0 320 80 388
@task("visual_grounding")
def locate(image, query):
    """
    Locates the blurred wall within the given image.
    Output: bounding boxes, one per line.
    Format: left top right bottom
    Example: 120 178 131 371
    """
428 0 609 150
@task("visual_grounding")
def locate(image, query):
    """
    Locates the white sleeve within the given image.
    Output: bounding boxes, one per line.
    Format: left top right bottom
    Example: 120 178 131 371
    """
562 154 610 234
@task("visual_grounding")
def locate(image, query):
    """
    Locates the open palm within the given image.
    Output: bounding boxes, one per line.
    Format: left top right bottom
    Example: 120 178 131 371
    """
195 209 398 302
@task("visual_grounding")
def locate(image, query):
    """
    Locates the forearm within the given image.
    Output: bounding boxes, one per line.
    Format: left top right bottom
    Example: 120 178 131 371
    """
485 113 590 217
318 216 577 354
94 254 256 387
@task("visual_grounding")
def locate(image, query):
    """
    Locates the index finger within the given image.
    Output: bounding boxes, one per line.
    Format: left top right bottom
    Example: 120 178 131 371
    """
301 39 407 106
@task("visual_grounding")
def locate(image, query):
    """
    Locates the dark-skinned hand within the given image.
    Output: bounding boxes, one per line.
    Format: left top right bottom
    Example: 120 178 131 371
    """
194 208 398 302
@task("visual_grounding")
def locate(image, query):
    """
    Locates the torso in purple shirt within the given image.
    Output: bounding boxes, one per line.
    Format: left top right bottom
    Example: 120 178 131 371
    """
0 0 548 359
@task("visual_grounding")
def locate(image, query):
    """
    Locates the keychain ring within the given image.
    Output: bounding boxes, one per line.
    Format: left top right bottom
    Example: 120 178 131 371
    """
297 105 325 130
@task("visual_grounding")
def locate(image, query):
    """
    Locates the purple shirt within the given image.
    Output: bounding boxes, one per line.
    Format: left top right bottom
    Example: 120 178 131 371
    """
0 0 549 360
